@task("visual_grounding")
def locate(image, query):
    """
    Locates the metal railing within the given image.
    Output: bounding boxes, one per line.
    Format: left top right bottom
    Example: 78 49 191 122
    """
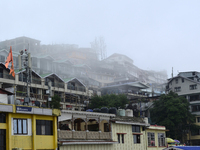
58 130 111 140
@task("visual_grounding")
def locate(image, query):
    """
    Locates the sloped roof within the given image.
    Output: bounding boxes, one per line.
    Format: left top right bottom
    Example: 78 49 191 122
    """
40 72 53 78
14 69 26 74
53 59 72 64
64 77 86 87
33 54 54 60
168 75 200 85
73 64 91 69
40 72 64 83
111 116 149 126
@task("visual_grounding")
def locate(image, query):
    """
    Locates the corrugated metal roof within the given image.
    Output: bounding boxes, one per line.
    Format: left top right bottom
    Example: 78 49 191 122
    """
40 72 53 78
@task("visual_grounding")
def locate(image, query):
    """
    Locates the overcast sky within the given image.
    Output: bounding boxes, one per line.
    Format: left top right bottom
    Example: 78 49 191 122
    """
1 0 200 78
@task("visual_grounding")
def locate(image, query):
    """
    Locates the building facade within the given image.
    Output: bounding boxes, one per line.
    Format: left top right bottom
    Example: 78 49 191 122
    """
0 103 60 150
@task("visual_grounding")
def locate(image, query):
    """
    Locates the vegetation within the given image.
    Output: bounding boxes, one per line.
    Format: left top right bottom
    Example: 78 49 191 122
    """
150 91 199 142
89 94 129 109
50 95 61 109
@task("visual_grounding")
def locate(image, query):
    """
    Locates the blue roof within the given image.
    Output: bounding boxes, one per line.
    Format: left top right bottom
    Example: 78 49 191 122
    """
175 146 200 150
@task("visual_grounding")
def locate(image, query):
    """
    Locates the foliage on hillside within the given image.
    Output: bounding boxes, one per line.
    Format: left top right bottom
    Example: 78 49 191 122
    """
89 94 129 109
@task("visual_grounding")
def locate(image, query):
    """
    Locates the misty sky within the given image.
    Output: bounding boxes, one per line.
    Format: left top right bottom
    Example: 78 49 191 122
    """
1 0 200 78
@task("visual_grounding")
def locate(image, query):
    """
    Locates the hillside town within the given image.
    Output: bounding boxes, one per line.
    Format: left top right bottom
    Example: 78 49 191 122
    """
0 36 200 150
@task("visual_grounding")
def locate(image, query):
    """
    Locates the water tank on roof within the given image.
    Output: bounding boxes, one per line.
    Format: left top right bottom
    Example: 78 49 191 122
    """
35 101 40 107
118 109 125 116
101 107 109 113
93 108 101 112
126 109 133 117
109 107 117 115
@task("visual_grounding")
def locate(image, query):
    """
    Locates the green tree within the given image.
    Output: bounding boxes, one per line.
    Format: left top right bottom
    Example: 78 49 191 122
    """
150 91 198 142
89 94 129 109
50 95 61 109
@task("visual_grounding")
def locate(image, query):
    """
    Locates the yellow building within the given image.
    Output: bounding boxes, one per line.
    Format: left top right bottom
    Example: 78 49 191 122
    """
111 116 149 150
145 125 167 150
0 103 60 150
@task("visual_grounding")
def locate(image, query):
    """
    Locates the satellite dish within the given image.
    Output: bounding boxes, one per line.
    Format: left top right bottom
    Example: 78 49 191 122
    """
35 101 40 107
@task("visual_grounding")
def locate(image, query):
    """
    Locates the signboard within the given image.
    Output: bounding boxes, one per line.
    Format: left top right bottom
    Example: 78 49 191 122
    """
16 106 32 112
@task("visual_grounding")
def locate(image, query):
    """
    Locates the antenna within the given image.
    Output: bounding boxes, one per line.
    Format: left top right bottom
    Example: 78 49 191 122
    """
171 67 173 78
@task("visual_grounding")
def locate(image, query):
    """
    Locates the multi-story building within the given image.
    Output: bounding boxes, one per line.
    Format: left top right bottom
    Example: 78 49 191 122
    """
0 36 168 101
0 99 60 150
57 109 167 150
0 36 40 54
101 80 149 100
0 63 88 110
165 71 200 145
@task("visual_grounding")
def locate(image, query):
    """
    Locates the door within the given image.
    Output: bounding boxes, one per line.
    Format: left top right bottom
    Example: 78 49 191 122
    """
0 129 6 150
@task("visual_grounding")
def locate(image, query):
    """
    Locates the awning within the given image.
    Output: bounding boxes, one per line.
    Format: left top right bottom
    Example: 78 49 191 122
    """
58 113 72 122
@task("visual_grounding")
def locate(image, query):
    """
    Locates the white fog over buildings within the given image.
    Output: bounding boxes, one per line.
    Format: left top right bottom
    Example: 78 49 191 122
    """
0 36 168 110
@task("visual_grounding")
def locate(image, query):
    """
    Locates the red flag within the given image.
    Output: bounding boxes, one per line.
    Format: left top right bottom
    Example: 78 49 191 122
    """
5 46 13 68
5 46 15 77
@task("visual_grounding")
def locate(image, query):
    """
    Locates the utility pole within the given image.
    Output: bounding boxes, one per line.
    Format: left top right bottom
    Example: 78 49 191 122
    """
19 49 32 105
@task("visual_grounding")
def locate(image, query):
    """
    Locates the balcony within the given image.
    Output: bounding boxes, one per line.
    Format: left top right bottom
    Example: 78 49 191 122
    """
0 72 15 80
67 84 86 92
58 130 112 140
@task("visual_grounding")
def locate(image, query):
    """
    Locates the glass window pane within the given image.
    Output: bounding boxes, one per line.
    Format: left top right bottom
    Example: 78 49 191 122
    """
41 125 45 135
23 120 27 134
134 135 137 143
18 120 22 134
13 119 17 134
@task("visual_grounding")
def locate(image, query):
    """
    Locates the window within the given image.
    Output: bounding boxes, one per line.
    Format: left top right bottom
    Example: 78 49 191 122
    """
192 105 200 112
174 87 181 92
191 129 200 135
104 123 109 132
121 134 124 143
13 119 27 135
148 132 155 146
118 134 120 143
189 95 200 102
158 133 165 146
182 78 184 83
0 56 5 62
36 120 53 135
175 79 178 84
0 113 6 123
132 125 140 132
117 134 125 144
133 134 140 144
197 117 200 123
190 84 197 90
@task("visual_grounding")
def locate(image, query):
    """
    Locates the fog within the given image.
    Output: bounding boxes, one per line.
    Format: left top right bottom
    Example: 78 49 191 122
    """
1 0 200 77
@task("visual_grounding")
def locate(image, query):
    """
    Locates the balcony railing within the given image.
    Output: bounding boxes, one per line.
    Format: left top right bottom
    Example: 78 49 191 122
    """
58 130 112 140
32 78 41 85
30 93 41 100
67 84 86 92
0 72 15 80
